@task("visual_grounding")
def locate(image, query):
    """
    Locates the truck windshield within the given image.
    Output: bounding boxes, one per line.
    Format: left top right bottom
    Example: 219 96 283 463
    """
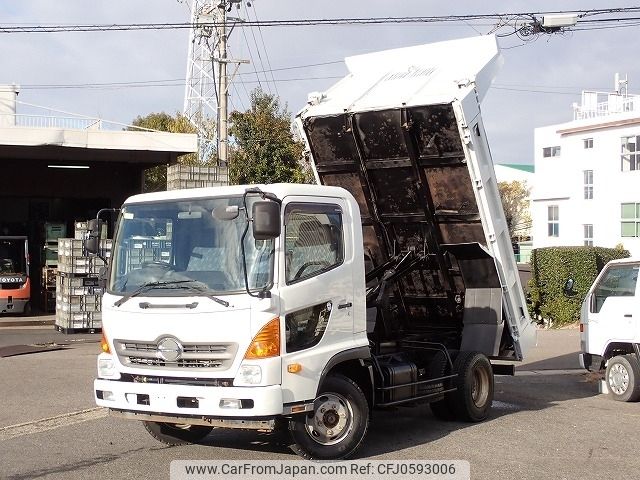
0 239 26 275
108 196 274 295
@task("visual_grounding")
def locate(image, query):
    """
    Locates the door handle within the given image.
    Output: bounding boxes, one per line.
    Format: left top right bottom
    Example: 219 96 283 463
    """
338 302 352 309
624 314 633 318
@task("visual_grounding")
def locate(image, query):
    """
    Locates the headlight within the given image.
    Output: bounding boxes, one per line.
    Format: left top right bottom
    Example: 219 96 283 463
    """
234 364 262 385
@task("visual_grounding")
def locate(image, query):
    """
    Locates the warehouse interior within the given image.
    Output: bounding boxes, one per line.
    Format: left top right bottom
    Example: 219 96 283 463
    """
0 103 198 312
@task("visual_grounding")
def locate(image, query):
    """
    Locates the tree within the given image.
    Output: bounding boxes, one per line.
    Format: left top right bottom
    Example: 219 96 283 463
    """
228 89 311 185
128 112 214 192
498 180 531 240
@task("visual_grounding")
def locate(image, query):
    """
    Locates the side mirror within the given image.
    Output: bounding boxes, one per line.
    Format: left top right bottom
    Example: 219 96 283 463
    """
563 278 575 296
252 201 280 240
85 219 103 255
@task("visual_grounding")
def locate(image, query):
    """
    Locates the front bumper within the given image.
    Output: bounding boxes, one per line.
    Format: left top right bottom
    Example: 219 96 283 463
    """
94 379 284 418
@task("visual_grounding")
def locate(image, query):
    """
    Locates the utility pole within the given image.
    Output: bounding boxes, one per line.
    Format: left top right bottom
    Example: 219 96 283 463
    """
216 2 229 165
184 0 248 167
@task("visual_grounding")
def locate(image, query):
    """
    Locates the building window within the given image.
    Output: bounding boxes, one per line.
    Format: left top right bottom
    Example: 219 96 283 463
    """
543 146 561 158
621 203 640 237
583 170 593 199
584 224 593 246
583 138 593 149
621 136 640 171
548 205 559 237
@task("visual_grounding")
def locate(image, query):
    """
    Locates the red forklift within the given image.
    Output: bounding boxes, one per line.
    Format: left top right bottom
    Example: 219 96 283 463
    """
0 236 31 315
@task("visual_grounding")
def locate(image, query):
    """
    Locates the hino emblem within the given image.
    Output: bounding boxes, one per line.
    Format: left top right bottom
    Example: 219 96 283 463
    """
157 337 182 362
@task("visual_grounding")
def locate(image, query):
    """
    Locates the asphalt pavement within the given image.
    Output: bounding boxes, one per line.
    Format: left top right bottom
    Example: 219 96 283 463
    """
1 325 637 480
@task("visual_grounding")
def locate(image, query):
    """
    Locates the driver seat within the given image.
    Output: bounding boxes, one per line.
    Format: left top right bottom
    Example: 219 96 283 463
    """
287 220 334 281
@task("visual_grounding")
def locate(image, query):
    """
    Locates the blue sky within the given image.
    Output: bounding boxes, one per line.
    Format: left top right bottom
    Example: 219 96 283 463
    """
2 1 639 165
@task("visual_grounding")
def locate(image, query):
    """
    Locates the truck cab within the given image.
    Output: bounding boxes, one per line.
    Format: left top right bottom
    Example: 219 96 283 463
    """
579 258 640 401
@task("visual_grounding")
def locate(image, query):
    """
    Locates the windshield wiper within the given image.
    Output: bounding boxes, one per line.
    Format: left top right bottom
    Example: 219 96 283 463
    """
172 283 230 307
113 280 229 308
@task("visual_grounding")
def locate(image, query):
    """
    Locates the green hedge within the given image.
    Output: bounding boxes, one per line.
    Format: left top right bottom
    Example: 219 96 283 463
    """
528 246 630 327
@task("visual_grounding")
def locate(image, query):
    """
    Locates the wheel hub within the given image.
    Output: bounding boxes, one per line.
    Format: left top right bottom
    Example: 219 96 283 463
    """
305 393 353 445
471 366 490 408
609 364 629 394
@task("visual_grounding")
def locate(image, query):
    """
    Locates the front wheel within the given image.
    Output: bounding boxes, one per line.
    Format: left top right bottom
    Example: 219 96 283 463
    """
289 374 369 460
605 354 640 402
143 421 213 446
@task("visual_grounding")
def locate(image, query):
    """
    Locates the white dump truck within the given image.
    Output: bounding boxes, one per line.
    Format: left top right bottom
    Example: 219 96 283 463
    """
92 35 534 459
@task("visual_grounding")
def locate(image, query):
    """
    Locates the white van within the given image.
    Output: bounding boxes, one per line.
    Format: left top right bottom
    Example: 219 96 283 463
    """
577 258 640 401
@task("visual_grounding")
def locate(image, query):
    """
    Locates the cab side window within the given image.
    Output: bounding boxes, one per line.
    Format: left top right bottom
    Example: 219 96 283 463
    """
284 203 343 284
592 265 639 312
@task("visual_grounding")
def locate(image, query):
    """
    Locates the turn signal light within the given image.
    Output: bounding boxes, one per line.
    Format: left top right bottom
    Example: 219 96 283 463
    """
101 331 111 354
244 318 280 359
287 363 302 373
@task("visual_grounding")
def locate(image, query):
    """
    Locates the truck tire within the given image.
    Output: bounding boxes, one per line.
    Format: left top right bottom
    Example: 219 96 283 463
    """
142 421 213 446
289 374 369 460
451 351 494 422
605 354 640 402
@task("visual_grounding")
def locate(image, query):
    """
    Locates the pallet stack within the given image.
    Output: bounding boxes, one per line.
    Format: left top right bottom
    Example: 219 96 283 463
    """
167 164 229 190
54 222 111 333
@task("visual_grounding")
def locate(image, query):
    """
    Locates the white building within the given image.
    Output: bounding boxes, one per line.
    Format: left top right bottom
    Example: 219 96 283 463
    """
532 78 640 256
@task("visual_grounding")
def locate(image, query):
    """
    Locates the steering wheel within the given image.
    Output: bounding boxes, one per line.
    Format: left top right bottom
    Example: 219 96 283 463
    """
293 261 331 280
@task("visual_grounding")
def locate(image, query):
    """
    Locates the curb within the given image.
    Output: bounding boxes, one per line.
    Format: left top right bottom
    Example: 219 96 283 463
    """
0 320 56 328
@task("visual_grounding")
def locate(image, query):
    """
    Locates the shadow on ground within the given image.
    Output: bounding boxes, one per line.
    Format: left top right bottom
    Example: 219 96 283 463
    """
184 368 600 459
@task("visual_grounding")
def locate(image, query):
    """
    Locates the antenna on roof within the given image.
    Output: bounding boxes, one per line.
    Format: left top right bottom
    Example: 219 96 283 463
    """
615 73 628 97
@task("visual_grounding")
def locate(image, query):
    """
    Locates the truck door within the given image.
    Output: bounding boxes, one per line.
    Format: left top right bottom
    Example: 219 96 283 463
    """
586 262 640 356
278 198 356 404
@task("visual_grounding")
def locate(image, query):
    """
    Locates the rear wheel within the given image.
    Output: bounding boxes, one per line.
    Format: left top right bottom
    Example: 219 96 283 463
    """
142 421 213 446
451 351 494 422
289 374 369 460
605 354 640 402
22 302 32 316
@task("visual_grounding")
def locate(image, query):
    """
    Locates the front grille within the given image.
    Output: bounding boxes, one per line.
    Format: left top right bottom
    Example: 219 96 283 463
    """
114 338 238 372
128 357 224 368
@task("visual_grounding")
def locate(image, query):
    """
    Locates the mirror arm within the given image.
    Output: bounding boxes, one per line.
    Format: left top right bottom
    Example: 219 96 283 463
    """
244 187 282 205
88 208 120 263
241 191 270 299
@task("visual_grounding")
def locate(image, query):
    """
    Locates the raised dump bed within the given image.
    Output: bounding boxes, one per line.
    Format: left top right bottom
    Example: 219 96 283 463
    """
296 35 534 359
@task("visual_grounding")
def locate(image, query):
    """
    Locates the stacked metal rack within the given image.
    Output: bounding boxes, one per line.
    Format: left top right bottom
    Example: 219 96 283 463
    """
167 164 229 190
54 221 111 333
41 223 66 313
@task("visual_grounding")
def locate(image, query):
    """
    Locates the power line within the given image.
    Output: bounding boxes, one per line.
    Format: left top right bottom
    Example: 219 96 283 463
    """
248 2 279 96
240 17 264 91
491 86 581 96
3 8 640 33
16 76 344 91
242 3 271 93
